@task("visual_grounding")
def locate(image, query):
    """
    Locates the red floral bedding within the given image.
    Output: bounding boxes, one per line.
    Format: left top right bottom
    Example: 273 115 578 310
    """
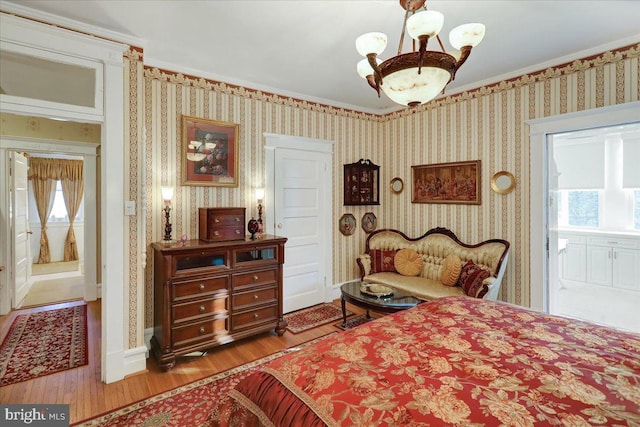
207 296 640 426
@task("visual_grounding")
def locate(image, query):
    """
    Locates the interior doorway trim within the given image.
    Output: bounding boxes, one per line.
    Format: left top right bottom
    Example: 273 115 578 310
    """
0 136 98 309
526 101 640 312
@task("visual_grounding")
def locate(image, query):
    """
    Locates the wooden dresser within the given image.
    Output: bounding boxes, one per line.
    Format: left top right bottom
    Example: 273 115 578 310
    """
150 235 288 371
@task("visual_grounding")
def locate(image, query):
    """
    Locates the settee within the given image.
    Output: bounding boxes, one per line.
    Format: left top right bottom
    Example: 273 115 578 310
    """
356 228 510 301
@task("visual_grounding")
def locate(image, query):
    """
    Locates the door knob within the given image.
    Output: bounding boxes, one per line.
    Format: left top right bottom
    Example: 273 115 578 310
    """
27 231 33 235
277 223 283 229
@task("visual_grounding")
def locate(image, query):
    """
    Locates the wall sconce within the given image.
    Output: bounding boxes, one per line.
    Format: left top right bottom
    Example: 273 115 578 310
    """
255 188 265 226
161 186 174 242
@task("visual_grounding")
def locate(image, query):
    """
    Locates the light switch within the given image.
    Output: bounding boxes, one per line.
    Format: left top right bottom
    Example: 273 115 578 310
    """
125 201 136 216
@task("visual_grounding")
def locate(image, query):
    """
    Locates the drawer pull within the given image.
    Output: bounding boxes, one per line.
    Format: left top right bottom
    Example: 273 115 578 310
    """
214 231 220 236
235 217 241 222
199 305 206 312
235 230 241 235
253 294 259 300
199 283 205 291
199 327 205 334
253 275 259 281
253 313 259 319
215 218 220 223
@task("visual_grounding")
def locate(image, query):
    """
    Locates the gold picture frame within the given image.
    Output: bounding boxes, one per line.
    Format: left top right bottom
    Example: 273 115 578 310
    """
412 160 481 204
181 115 239 187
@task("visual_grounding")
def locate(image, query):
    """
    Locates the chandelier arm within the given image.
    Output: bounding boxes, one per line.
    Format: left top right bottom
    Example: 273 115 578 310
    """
365 75 381 97
417 35 430 75
366 53 384 89
397 9 411 55
435 34 446 52
453 45 473 78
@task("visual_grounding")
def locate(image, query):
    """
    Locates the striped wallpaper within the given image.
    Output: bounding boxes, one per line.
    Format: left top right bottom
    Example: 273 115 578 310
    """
123 43 640 347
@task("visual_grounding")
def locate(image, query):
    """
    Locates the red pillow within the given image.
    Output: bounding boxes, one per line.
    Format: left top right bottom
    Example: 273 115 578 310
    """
458 260 491 298
370 249 397 274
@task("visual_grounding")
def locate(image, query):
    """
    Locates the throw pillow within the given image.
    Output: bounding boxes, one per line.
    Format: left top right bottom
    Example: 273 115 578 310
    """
441 254 462 286
370 249 397 274
394 248 424 276
458 260 491 298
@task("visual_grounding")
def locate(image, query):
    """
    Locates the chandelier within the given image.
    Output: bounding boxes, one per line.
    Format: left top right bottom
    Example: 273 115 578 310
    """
356 0 485 108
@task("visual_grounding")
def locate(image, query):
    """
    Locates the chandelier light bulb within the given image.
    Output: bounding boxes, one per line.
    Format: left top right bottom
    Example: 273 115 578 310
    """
406 10 444 40
449 23 486 49
356 32 387 56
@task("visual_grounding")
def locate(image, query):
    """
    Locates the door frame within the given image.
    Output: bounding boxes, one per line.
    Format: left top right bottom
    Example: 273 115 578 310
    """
526 100 640 312
264 133 334 303
0 137 99 311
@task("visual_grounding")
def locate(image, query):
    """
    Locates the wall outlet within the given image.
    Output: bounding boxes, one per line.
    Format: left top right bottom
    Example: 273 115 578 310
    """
125 201 136 216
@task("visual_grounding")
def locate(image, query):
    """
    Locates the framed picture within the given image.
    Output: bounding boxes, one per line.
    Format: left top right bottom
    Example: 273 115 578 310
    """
412 160 481 204
339 214 356 236
361 212 377 233
181 115 239 187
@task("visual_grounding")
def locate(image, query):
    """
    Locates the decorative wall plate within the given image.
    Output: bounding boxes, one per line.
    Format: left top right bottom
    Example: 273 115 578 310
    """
339 213 356 236
361 212 377 233
491 171 516 194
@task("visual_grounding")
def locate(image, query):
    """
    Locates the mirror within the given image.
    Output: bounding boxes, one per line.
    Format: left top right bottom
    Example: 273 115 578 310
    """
491 171 516 194
390 177 404 194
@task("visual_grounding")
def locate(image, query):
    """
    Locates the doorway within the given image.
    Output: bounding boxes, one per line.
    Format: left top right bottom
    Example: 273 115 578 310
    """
264 134 333 313
2 142 97 309
527 101 640 318
20 153 86 308
547 123 640 333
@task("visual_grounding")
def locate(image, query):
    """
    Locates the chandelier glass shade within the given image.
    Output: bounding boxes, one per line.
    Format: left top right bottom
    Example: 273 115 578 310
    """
356 0 485 108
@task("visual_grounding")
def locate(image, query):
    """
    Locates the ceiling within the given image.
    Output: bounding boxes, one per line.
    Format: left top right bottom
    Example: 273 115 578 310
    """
2 1 640 114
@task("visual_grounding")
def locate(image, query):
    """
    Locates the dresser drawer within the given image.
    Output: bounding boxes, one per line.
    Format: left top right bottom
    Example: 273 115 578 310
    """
172 297 227 324
232 268 277 289
172 276 228 301
231 304 278 331
206 226 244 241
172 316 229 348
232 285 277 310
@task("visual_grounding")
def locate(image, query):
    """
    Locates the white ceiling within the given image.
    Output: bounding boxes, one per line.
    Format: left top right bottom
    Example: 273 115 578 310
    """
2 0 640 114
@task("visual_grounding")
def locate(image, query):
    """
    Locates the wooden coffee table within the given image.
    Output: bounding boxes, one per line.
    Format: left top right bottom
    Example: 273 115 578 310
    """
340 280 422 327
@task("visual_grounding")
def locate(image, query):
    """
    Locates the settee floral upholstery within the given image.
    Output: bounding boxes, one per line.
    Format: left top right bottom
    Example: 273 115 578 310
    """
356 228 510 300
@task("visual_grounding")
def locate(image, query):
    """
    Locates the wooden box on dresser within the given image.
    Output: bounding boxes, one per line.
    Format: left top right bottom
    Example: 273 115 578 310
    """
150 235 288 371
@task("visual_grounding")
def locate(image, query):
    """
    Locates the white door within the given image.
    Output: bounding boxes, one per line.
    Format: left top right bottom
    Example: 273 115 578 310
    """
274 147 330 313
11 152 31 307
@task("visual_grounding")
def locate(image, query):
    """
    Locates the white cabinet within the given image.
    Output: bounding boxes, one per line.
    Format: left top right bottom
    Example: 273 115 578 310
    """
586 236 640 291
560 234 587 282
612 248 640 291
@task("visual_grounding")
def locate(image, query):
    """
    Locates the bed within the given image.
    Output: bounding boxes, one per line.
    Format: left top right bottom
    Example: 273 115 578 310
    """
207 296 640 426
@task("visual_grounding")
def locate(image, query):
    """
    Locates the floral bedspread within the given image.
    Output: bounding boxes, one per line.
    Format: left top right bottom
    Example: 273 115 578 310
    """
208 296 640 426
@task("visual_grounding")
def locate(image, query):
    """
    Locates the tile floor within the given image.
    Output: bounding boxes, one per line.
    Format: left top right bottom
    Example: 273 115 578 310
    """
549 277 640 334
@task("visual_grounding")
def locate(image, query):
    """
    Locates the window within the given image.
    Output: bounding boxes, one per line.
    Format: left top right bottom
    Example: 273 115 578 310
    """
557 190 600 228
567 191 599 227
48 181 83 222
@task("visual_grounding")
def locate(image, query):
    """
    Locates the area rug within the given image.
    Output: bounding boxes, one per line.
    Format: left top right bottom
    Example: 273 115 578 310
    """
284 303 353 334
73 333 337 427
0 304 88 386
335 313 373 330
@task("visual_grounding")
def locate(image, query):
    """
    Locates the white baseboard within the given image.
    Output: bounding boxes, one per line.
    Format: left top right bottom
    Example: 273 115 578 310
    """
144 327 153 358
123 345 148 376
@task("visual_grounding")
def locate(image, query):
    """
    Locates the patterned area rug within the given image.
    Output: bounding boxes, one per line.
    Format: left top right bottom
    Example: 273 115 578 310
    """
0 304 88 386
284 303 353 334
335 313 373 330
73 334 336 427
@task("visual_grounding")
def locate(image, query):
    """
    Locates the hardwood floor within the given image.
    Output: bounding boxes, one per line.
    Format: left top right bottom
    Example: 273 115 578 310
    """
0 299 366 424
